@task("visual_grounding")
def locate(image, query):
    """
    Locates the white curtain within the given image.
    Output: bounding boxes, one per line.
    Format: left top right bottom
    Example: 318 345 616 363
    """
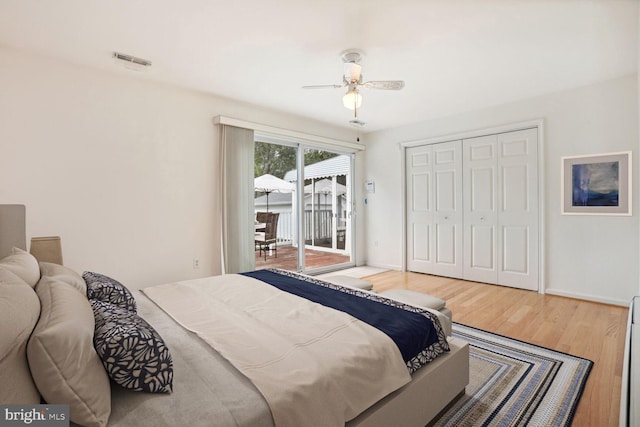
218 125 255 274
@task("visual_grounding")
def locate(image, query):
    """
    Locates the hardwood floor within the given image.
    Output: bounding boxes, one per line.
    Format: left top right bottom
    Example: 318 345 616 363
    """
365 270 629 427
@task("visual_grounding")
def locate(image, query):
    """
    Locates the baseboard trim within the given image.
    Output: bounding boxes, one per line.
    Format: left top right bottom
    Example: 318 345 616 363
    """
545 288 629 307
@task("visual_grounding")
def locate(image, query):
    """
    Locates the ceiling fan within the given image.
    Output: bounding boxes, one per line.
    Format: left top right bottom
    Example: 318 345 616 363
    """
302 49 405 118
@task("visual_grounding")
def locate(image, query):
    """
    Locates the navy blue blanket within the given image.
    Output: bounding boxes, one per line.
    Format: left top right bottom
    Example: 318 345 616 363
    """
241 270 439 363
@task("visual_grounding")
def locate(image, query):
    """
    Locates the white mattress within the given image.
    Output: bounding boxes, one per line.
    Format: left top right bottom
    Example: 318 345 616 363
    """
107 291 273 427
106 287 467 427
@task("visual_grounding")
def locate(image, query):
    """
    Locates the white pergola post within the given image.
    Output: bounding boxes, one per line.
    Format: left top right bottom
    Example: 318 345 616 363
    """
331 176 338 251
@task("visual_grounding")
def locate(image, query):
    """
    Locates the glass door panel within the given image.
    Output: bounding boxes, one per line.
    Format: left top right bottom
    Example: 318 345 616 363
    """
302 149 353 272
254 140 298 272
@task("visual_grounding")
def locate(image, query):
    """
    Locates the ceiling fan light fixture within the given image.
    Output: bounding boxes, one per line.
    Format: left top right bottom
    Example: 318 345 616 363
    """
342 89 362 110
344 62 362 83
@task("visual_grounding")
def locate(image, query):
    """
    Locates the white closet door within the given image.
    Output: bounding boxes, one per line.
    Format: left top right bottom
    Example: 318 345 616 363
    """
463 128 539 290
406 145 434 273
463 135 499 284
497 128 538 290
406 141 462 277
432 141 463 278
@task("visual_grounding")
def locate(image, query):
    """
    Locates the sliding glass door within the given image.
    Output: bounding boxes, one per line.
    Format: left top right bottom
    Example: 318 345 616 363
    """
300 148 352 271
253 138 354 273
254 140 297 270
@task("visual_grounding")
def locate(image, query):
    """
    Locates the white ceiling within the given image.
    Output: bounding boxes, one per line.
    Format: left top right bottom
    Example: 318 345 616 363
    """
0 0 638 132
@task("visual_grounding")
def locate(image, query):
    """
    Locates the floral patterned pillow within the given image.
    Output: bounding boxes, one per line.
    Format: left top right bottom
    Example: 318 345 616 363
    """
91 299 173 393
83 271 137 313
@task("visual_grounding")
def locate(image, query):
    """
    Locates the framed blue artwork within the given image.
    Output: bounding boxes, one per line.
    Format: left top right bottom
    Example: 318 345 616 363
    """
561 151 631 215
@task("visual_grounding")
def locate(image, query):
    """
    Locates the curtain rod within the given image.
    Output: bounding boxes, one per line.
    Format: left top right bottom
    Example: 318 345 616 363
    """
213 116 365 152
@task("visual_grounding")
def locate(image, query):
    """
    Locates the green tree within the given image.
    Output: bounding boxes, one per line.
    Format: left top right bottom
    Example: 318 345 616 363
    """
254 142 338 179
254 142 296 179
304 149 338 166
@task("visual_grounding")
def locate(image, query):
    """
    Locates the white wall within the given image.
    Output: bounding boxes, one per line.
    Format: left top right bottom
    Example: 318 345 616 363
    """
364 74 639 305
0 46 360 289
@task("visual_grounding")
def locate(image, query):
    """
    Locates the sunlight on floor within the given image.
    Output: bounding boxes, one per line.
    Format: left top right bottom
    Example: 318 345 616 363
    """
317 266 388 279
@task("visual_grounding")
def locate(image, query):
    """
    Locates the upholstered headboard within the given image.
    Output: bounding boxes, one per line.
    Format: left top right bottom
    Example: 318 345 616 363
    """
0 204 26 257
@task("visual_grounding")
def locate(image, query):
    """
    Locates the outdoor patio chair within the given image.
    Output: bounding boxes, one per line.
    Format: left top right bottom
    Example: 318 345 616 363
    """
255 212 279 260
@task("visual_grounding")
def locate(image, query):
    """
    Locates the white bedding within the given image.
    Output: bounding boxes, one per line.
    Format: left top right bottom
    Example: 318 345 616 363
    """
142 274 412 427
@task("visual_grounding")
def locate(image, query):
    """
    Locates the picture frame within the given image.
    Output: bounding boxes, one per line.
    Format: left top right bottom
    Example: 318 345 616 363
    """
561 151 632 215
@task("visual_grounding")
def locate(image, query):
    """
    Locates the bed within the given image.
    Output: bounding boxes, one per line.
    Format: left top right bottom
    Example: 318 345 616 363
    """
0 204 469 427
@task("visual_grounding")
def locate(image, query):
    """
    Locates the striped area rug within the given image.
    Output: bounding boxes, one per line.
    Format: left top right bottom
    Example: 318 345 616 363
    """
432 323 593 427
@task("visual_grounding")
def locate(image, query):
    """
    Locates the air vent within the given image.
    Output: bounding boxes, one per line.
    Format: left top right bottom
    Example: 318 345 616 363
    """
113 52 152 70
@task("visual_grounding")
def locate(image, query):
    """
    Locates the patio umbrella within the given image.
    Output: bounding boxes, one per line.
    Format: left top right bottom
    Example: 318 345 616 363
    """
254 174 295 211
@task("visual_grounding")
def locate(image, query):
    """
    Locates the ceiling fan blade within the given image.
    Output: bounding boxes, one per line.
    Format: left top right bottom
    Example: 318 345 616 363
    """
363 80 405 90
302 84 344 89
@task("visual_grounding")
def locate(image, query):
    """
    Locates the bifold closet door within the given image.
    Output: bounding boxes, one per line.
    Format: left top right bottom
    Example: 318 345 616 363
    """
406 141 463 278
462 135 499 284
463 128 538 290
497 129 539 291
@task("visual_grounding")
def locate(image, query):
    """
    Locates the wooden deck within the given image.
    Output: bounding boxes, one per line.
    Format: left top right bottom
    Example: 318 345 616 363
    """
255 244 351 271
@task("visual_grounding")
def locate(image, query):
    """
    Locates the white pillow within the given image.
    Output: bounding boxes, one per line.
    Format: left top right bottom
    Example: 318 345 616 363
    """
39 261 86 295
0 268 41 403
0 247 40 287
28 274 111 427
